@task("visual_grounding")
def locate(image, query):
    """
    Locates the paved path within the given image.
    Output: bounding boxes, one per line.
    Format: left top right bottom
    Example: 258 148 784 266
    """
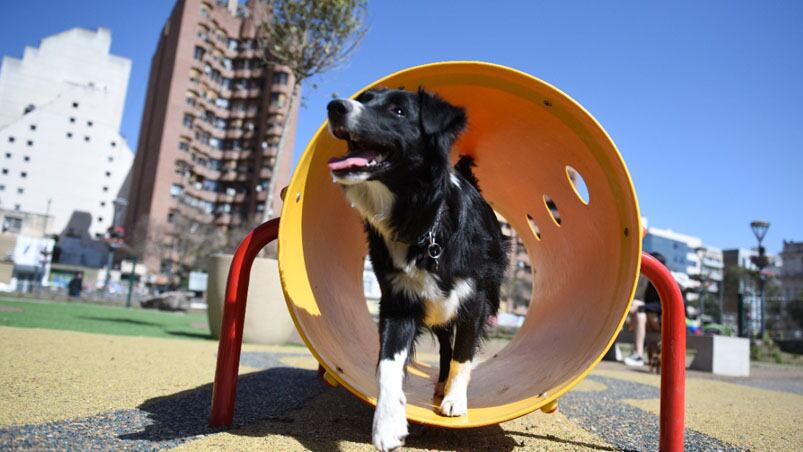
1 326 801 451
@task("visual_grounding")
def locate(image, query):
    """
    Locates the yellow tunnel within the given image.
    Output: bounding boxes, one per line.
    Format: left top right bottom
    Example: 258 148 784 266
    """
277 61 642 428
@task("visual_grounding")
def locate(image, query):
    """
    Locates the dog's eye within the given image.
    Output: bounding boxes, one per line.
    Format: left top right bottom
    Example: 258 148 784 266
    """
390 105 405 117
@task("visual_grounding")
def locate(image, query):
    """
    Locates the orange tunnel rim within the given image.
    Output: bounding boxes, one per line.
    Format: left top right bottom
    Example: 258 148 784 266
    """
278 60 642 428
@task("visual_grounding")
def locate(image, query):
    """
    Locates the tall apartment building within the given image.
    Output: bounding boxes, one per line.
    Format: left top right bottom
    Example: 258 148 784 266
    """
0 28 134 237
125 0 297 274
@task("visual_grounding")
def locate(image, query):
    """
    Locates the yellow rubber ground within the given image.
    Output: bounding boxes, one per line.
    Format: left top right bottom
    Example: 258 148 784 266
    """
278 61 642 427
3 326 800 450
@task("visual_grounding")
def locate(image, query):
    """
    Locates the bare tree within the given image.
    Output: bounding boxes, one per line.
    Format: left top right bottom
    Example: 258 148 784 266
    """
256 0 369 218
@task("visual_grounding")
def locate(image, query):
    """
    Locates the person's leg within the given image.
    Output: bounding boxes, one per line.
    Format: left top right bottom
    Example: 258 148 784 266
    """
635 311 647 357
624 300 646 367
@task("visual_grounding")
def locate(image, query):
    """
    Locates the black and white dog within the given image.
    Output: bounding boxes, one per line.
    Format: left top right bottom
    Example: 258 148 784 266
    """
326 88 508 451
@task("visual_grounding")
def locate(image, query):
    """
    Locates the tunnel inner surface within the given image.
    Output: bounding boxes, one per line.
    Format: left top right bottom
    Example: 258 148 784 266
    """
278 61 641 428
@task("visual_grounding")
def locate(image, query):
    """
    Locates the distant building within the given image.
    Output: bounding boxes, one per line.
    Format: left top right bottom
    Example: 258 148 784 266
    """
779 240 803 301
644 226 724 292
642 227 725 321
1 207 51 237
0 27 134 236
0 207 54 290
125 0 298 274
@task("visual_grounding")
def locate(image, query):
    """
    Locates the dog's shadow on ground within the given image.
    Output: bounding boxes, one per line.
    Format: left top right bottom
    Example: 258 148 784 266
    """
120 367 606 451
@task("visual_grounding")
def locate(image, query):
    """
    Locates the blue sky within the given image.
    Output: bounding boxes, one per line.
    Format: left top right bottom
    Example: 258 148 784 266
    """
1 1 801 255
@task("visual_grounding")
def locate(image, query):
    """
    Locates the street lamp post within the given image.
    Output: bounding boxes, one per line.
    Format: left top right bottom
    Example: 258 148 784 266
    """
750 220 770 338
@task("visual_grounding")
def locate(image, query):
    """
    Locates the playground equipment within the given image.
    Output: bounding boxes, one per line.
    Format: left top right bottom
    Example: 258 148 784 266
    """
210 62 686 451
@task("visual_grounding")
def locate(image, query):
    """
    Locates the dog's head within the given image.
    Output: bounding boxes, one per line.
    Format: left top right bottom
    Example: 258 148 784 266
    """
326 87 466 187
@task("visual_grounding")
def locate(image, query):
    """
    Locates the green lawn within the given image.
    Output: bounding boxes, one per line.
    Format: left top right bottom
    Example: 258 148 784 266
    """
0 297 212 340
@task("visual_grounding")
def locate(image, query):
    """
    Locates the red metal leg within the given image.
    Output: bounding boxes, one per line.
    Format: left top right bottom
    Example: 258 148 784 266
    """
209 218 280 427
640 252 686 452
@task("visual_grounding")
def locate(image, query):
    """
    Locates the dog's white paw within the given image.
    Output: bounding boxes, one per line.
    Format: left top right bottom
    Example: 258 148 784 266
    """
434 381 446 398
439 391 468 416
372 396 408 451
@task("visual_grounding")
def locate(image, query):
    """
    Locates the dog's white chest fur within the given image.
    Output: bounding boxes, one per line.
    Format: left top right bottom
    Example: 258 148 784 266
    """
344 181 474 327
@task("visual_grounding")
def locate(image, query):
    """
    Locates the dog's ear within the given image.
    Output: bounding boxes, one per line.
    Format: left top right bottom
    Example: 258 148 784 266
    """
418 87 466 152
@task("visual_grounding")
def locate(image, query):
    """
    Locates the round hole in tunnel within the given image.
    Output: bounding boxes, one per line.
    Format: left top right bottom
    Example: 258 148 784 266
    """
566 165 590 205
543 194 562 226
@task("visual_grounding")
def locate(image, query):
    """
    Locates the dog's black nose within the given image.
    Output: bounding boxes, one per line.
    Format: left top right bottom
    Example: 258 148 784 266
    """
327 99 352 118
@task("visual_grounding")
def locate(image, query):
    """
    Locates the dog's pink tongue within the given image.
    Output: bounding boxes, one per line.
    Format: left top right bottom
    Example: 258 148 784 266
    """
327 156 370 171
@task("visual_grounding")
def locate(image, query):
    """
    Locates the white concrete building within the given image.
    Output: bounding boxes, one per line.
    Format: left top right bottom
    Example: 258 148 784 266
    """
0 28 133 236
645 226 725 290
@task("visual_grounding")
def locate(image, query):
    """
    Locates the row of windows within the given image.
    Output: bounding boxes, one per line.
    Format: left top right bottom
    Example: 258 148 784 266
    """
1 167 113 178
5 152 31 162
177 190 260 216
6 137 33 146
69 116 95 128
188 89 262 113
1 169 27 178
0 185 25 194
196 49 265 73
196 19 257 52
193 63 266 92
8 127 117 147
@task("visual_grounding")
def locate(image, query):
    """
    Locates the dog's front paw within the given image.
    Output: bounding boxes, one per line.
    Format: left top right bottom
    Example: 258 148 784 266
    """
372 396 408 451
439 391 467 417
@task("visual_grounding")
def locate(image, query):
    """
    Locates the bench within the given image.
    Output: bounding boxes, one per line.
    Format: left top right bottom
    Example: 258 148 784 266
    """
605 330 750 377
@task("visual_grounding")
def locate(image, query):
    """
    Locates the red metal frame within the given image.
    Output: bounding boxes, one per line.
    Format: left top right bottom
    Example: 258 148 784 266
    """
209 220 686 451
209 218 280 427
640 251 686 452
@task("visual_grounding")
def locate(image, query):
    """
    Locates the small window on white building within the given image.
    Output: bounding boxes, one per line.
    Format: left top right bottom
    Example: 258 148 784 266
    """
111 141 117 147
23 156 29 162
102 186 109 192
2 216 22 233
26 140 33 147
29 124 36 131
69 117 76 123
1 168 7 175
17 187 24 194
97 217 104 223
66 132 73 138
4 153 10 159
14 204 21 211
87 121 93 127
72 102 79 108
7 136 14 143
0 185 4 191
20 172 27 178
108 156 114 162
105 171 111 177
84 136 90 142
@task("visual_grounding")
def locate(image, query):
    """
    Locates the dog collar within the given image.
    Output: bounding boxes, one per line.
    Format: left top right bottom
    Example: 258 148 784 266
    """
416 204 446 268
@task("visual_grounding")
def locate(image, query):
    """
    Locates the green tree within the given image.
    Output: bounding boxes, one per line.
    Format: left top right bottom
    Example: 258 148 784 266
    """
256 0 369 218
